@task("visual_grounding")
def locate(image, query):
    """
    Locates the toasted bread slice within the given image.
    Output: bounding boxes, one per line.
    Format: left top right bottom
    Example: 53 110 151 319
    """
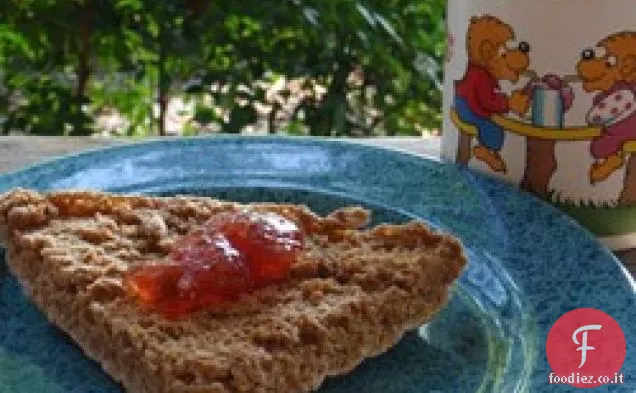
0 189 466 393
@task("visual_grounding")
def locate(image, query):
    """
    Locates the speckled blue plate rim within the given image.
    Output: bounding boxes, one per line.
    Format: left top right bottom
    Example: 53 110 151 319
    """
0 135 630 275
0 135 634 393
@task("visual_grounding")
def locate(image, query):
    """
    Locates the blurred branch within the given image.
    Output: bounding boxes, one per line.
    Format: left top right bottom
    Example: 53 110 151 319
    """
157 22 167 136
0 0 446 137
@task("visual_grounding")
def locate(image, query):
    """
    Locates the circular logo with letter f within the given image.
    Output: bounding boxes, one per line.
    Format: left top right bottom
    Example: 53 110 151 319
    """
546 308 626 388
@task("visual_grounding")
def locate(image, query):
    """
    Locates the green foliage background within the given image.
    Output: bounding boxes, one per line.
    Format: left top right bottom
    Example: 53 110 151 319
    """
0 0 446 137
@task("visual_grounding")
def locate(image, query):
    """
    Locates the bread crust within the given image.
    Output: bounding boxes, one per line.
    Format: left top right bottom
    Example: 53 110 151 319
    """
0 189 466 393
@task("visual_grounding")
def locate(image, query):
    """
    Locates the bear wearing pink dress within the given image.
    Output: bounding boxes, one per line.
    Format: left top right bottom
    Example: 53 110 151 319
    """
577 32 636 184
587 83 636 160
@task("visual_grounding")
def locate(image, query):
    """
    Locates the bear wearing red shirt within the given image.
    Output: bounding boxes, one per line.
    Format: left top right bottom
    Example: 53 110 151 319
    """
455 16 532 172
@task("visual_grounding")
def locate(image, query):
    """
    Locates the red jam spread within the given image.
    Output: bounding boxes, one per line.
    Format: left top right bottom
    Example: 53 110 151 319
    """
125 211 304 318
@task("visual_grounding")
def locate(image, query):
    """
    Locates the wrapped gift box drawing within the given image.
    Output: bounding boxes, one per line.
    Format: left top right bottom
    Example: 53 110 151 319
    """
533 88 563 127
525 74 575 128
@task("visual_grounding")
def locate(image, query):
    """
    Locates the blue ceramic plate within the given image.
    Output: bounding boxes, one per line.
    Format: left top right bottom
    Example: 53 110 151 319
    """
0 137 633 393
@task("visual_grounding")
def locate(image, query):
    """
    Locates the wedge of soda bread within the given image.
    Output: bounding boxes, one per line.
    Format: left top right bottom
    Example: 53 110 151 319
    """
0 189 466 393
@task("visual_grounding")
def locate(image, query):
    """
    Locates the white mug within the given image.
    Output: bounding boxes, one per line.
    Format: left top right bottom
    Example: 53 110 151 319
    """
442 0 636 249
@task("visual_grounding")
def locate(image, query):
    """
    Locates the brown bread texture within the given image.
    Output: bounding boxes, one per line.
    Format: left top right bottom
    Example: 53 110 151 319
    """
0 189 466 393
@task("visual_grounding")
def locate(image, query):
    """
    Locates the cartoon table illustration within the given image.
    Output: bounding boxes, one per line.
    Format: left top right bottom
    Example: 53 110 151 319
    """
451 93 636 203
449 21 636 204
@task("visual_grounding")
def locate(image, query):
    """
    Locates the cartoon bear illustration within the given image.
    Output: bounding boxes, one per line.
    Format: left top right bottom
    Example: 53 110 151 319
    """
577 31 636 184
454 15 532 173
